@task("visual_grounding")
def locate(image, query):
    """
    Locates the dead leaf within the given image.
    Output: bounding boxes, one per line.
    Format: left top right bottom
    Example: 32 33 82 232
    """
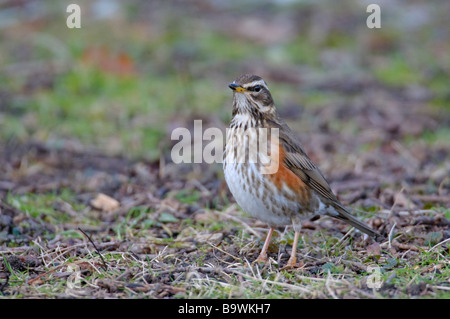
393 191 416 209
196 232 223 244
367 242 382 257
194 210 217 223
81 46 136 77
90 193 120 212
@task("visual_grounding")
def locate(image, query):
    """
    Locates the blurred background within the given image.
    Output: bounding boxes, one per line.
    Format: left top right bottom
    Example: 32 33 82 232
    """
0 0 449 205
1 0 449 299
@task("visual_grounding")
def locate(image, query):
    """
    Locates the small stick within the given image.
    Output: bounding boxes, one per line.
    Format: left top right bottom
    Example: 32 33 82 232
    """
78 227 108 271
0 273 10 293
388 222 396 249
28 263 66 285
428 237 450 252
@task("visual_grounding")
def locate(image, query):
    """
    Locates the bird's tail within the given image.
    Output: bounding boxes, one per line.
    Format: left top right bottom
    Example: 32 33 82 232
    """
332 203 381 238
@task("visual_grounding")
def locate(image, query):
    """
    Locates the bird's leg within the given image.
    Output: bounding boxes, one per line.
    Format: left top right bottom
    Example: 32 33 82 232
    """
255 227 274 263
283 231 300 269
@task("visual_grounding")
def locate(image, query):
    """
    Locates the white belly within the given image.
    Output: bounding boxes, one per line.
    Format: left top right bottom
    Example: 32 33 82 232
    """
223 162 292 226
223 120 303 227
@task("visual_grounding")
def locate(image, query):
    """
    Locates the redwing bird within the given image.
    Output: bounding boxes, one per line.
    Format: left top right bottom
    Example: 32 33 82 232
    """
223 74 380 268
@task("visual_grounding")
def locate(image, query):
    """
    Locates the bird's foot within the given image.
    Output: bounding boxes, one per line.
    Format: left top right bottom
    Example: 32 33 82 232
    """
281 256 304 270
254 252 268 264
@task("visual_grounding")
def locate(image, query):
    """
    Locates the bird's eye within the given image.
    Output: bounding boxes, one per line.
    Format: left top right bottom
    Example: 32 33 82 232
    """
253 85 261 92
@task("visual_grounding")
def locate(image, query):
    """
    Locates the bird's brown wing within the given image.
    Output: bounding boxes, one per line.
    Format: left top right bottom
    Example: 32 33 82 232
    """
274 119 381 238
276 123 339 204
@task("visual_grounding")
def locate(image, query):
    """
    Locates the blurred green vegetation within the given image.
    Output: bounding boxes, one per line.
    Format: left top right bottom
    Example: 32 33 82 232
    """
0 0 449 160
1 1 449 300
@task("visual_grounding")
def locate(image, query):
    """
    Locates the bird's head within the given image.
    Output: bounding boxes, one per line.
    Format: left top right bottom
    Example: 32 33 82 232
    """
229 74 275 115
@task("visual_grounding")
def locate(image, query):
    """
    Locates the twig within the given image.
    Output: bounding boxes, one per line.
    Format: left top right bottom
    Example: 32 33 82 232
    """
78 227 108 271
410 194 450 203
341 260 367 272
213 206 261 238
412 216 450 226
388 222 396 249
209 243 242 262
388 187 405 218
332 227 354 250
27 259 92 285
428 238 450 253
325 270 339 299
438 176 448 196
390 240 421 252
231 269 310 293
28 263 67 285
0 273 10 294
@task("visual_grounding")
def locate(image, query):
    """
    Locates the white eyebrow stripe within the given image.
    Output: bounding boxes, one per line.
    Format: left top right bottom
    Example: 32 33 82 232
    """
243 80 267 89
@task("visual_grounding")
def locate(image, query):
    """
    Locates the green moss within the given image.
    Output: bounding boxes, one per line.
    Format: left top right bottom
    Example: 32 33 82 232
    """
373 55 422 86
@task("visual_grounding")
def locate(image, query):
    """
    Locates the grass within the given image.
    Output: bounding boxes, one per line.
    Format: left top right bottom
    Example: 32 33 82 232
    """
3 191 449 299
414 128 450 147
1 1 449 300
373 54 422 87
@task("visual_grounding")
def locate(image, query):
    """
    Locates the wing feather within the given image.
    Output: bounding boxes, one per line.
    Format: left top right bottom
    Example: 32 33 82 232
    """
262 108 381 238
274 120 338 204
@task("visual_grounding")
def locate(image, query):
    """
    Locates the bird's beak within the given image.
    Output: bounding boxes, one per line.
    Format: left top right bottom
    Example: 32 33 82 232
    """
228 83 246 93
